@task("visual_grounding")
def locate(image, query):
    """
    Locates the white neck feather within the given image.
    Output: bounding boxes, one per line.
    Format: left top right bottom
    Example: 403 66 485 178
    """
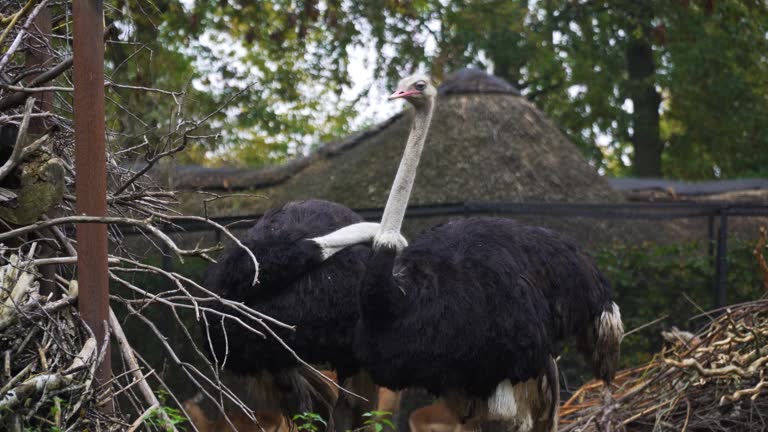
311 222 381 260
376 100 435 244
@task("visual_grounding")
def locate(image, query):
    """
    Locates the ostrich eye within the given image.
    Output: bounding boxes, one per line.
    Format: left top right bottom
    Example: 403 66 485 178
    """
414 82 426 91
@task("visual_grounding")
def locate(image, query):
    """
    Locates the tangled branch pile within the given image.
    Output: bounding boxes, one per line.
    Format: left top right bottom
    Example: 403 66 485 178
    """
0 1 294 430
559 298 768 431
0 73 274 432
0 250 110 429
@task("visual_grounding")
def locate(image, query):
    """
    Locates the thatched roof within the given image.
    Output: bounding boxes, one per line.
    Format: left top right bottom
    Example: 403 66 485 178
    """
174 69 694 244
177 69 622 206
437 68 521 96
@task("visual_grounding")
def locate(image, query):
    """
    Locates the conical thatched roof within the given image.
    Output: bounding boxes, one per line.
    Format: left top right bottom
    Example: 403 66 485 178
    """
176 69 685 244
181 69 620 202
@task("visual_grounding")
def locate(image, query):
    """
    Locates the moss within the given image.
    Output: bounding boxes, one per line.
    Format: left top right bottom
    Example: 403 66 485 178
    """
0 154 65 225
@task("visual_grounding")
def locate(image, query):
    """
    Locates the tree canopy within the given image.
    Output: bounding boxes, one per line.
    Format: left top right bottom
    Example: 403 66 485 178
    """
109 0 768 178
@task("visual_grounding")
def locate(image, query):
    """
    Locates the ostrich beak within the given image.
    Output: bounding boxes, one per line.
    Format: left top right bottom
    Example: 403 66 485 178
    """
388 89 421 100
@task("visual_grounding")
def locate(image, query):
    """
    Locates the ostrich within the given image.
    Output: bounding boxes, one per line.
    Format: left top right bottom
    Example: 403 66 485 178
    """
315 73 623 431
203 199 384 429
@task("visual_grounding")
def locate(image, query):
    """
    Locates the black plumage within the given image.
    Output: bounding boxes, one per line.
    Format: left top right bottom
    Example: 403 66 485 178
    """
202 200 371 410
344 72 618 431
355 217 618 400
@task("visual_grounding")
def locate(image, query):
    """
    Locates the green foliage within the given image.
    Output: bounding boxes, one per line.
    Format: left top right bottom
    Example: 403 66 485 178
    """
102 1 768 175
181 1 768 176
290 410 393 432
101 0 365 167
361 410 395 432
7 397 69 432
131 389 190 431
594 239 765 366
426 0 768 178
660 1 768 178
292 412 328 432
145 405 189 431
558 238 765 385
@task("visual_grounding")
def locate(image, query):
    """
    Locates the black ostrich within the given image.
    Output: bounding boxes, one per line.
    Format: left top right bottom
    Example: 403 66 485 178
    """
317 73 623 432
202 199 384 428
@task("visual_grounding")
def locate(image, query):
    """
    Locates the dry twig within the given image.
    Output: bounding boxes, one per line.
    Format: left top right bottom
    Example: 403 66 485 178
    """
559 301 768 431
0 0 51 73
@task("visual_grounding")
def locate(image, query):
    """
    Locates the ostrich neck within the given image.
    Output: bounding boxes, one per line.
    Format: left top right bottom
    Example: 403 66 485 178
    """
378 100 435 237
361 99 434 324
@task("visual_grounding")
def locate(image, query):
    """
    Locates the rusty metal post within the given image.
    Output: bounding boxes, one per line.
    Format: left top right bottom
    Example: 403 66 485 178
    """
73 0 111 398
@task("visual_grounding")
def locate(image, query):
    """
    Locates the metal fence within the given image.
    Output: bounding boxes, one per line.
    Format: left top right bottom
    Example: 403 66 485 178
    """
126 200 768 309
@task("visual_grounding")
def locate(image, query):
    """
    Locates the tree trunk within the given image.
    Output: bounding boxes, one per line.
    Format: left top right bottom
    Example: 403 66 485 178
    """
626 37 662 177
24 5 58 297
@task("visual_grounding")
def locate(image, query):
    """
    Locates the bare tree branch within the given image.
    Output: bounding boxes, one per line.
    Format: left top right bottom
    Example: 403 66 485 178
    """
0 0 51 73
110 309 179 432
0 98 53 183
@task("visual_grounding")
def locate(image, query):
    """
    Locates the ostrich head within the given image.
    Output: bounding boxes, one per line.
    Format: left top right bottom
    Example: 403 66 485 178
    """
388 73 437 107
373 72 436 251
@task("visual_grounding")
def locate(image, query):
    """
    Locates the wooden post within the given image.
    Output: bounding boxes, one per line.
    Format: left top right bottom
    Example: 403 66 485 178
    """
72 0 111 405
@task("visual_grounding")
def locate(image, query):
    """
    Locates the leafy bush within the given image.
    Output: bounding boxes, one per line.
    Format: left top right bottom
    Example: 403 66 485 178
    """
292 412 327 432
361 410 395 432
594 239 765 366
557 238 765 388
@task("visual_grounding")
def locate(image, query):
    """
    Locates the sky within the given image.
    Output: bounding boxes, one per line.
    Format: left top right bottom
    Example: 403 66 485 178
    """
340 43 402 128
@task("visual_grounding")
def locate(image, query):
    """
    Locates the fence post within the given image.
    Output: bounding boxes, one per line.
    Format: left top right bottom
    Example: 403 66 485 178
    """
462 201 471 218
713 206 729 308
707 214 715 261
73 0 111 407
